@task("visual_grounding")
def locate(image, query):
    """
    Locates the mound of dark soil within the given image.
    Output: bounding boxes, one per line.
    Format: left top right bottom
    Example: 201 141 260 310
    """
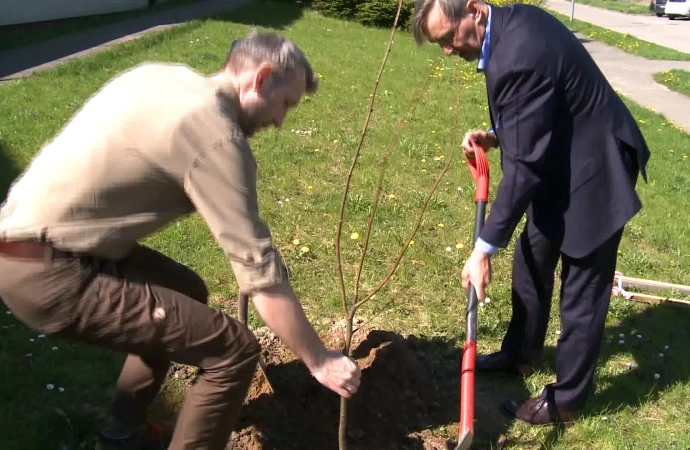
228 319 510 450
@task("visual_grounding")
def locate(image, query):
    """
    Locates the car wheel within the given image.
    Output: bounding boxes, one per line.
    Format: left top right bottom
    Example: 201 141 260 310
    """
656 12 663 16
669 15 676 19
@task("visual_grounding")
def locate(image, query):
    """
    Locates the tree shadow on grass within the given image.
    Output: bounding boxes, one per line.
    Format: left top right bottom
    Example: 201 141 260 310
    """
0 138 20 202
585 301 690 416
211 0 306 30
518 301 690 448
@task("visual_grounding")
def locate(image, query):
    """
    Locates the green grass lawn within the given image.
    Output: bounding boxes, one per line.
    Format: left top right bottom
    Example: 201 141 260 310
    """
654 69 690 97
549 9 690 61
572 0 652 14
0 0 201 53
1 2 690 449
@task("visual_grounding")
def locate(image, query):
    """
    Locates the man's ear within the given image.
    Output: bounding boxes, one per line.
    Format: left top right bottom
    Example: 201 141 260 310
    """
465 0 482 21
252 63 273 92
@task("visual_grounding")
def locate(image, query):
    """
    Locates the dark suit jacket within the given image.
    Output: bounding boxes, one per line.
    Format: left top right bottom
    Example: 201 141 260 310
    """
480 4 650 259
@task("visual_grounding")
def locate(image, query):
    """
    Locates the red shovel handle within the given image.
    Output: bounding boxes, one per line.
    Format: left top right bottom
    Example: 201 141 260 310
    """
456 140 491 450
466 140 490 203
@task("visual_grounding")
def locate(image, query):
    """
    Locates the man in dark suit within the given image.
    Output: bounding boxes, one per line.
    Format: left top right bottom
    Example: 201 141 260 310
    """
411 0 650 425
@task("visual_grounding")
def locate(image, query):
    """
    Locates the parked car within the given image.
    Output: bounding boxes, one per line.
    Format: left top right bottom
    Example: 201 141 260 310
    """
665 0 690 18
650 0 667 16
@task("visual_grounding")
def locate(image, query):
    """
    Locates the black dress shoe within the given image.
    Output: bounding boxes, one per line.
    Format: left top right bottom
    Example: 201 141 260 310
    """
476 351 532 377
500 391 580 425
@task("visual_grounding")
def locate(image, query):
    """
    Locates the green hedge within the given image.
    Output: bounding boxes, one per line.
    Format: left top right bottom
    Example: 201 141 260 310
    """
311 0 545 30
312 0 414 28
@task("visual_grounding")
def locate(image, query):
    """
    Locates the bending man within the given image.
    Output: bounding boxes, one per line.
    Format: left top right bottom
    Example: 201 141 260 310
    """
0 30 360 450
411 0 649 425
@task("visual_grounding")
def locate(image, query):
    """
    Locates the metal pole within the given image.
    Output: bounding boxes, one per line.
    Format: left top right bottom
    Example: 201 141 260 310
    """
570 0 575 21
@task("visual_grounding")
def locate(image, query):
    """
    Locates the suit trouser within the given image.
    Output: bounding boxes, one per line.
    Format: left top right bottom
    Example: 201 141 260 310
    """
0 244 260 450
500 221 624 410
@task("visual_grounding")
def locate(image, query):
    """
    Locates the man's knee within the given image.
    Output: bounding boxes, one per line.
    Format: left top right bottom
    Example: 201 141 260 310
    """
213 318 261 376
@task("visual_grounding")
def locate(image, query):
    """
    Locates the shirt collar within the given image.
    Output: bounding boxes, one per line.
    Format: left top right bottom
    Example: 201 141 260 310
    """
477 5 492 73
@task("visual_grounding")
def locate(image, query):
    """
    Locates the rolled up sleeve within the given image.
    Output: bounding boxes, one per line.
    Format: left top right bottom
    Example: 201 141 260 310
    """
183 135 287 293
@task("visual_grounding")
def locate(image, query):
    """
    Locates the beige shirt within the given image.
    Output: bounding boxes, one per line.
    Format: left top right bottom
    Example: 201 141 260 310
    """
0 62 286 293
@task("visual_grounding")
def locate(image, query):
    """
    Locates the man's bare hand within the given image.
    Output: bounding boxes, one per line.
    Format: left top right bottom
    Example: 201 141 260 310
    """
310 351 362 398
461 130 498 160
461 248 492 301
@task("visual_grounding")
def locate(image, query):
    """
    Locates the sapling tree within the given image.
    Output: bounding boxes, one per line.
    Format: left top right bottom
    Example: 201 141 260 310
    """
333 1 461 447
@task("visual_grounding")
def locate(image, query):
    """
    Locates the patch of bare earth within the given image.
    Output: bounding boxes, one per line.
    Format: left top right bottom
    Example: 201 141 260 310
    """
226 319 512 450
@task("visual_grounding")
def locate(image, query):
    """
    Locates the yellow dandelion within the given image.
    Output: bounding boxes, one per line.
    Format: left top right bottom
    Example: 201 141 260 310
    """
315 148 321 152
638 119 646 124
388 194 396 200
421 158 426 163
410 240 415 245
308 185 313 189
456 243 464 249
350 232 360 240
333 140 338 144
300 246 310 253
293 239 301 245
438 223 445 228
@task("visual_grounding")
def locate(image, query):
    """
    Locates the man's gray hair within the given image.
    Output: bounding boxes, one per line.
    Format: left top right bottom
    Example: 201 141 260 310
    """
412 0 479 44
224 30 319 93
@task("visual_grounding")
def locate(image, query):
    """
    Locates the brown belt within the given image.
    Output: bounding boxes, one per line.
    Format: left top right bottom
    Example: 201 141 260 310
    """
0 239 74 259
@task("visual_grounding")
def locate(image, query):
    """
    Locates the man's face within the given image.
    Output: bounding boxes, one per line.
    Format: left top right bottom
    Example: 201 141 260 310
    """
425 0 485 61
237 64 306 137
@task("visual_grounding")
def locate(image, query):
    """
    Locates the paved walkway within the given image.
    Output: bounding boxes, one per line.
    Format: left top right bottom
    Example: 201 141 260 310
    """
0 0 250 83
545 0 690 54
544 1 690 130
576 36 690 131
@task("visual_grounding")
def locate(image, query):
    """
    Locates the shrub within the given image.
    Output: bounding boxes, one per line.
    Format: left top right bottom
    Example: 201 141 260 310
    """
312 0 546 30
354 0 414 28
312 0 364 19
490 0 545 7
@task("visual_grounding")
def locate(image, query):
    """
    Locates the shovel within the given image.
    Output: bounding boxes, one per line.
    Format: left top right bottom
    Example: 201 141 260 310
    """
456 140 490 450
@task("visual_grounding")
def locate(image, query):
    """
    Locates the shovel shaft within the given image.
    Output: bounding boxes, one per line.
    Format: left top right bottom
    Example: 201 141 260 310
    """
459 141 490 449
459 199 487 446
466 201 486 342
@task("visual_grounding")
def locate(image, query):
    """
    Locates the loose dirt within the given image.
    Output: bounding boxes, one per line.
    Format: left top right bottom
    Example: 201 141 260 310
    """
224 319 512 450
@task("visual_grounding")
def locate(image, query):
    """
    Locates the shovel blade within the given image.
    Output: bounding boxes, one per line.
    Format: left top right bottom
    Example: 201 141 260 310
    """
454 432 473 450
